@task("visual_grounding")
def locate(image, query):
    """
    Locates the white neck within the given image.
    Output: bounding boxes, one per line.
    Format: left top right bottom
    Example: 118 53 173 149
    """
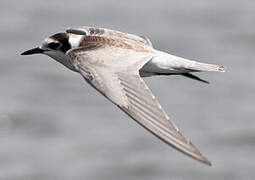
44 51 78 72
68 34 83 49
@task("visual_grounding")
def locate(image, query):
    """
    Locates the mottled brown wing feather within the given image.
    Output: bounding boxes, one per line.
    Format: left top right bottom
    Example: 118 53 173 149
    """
66 26 153 47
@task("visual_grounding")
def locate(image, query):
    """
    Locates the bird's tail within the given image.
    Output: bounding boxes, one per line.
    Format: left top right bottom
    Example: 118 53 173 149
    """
143 51 226 83
153 51 226 73
187 61 225 72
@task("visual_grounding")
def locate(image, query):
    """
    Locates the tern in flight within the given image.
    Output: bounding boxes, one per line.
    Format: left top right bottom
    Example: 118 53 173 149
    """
21 26 225 166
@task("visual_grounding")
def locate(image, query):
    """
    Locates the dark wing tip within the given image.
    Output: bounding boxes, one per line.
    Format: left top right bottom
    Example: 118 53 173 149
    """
197 154 212 166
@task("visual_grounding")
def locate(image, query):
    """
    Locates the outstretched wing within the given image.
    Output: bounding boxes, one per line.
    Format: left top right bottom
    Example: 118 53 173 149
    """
67 44 211 166
66 26 153 47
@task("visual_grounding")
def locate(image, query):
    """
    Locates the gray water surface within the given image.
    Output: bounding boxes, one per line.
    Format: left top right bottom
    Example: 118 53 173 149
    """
0 0 254 179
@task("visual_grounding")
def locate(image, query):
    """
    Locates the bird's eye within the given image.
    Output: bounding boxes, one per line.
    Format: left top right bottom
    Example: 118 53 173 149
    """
48 42 61 50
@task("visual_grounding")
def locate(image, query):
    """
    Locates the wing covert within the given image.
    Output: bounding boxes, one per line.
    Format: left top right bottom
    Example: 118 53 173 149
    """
66 26 153 47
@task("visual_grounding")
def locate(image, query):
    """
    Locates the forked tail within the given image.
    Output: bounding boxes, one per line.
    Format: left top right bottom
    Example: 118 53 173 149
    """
153 52 226 73
145 52 226 83
189 62 225 72
178 61 225 84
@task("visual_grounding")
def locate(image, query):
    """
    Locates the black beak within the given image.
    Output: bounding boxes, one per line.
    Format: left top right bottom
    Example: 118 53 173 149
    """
21 47 45 55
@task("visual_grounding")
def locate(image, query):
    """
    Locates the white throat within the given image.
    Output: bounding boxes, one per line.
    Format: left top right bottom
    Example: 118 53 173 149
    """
44 51 78 72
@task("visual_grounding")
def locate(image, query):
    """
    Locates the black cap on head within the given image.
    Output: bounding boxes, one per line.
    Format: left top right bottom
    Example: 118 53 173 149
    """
50 33 71 53
21 33 72 56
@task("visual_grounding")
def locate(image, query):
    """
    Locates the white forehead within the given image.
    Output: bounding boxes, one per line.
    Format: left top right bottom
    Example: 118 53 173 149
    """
45 37 54 43
41 37 55 48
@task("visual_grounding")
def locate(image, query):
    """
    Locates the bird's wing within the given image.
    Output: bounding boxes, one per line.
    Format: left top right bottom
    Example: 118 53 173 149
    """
67 45 211 166
66 26 153 47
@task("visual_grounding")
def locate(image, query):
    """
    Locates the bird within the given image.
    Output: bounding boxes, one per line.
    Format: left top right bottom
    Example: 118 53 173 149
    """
21 26 225 166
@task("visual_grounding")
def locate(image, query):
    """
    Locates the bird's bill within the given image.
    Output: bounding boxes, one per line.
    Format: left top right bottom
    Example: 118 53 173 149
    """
21 47 45 55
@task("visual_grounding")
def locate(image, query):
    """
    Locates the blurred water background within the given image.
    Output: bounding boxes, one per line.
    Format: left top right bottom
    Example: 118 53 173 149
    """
0 0 254 179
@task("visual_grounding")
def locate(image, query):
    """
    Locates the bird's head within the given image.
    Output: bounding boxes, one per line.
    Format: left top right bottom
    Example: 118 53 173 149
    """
21 32 83 71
